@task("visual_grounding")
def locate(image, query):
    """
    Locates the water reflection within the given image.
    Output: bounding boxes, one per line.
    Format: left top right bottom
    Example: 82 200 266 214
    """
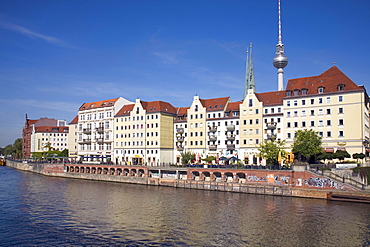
0 166 369 246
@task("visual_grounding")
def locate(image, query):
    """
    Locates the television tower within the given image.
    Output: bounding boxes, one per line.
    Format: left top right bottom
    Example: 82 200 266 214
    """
273 0 288 91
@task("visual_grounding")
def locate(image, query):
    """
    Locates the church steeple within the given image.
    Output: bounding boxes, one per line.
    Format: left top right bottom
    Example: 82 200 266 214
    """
243 43 256 99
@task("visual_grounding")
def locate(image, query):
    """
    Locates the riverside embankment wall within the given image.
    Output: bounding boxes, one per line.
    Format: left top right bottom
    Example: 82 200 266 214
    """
5 159 369 201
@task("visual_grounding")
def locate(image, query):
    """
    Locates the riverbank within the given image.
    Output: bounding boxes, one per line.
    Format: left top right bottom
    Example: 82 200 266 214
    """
5 159 370 203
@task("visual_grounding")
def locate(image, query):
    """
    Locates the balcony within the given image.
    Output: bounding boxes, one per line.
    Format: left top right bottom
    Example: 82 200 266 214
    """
227 135 235 141
209 145 217 151
226 125 235 131
209 136 217 142
208 127 217 133
96 138 104 143
227 144 235 150
267 133 277 139
177 145 184 151
83 128 92 134
176 128 184 134
96 127 104 133
177 136 185 142
266 122 277 130
81 138 91 144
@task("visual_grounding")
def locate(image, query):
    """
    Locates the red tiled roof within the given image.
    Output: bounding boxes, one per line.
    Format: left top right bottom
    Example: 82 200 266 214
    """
115 100 177 117
256 91 284 106
199 97 230 111
286 66 363 95
225 101 242 112
144 101 177 114
176 107 190 116
35 126 69 133
79 98 120 111
115 104 135 117
69 116 78 124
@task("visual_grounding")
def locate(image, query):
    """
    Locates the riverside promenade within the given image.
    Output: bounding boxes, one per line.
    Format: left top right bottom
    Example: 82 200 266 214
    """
5 159 370 203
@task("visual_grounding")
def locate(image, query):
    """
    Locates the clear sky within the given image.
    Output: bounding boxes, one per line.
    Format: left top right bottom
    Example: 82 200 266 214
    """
1 0 370 147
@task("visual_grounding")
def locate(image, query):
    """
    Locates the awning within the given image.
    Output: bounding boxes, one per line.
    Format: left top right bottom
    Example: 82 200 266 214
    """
325 148 334 153
337 147 346 151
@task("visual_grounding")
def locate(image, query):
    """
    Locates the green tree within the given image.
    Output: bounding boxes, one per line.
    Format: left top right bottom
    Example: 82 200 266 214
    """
180 151 195 165
201 156 216 164
353 153 365 163
13 138 22 158
334 150 350 161
257 139 286 166
4 144 16 157
60 149 69 157
292 129 322 161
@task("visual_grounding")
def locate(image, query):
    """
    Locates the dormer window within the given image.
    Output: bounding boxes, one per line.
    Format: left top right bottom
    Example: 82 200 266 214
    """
102 102 107 106
90 104 95 108
286 91 292 96
293 90 299 96
337 84 345 91
318 87 325 94
301 88 308 95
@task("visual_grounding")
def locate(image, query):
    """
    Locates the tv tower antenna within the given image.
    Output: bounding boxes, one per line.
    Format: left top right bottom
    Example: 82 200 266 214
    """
273 0 288 91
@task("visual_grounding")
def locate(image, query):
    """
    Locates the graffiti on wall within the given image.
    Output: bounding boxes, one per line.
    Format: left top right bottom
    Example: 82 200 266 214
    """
247 175 266 182
304 177 344 189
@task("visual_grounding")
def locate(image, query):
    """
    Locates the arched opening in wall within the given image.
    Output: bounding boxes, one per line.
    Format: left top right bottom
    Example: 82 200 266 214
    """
103 168 108 174
110 168 115 175
117 168 122 175
225 172 233 182
131 169 137 176
124 168 129 176
98 167 102 174
192 171 200 180
80 167 84 173
92 167 96 174
138 169 145 177
65 166 69 172
86 167 90 173
75 167 79 173
237 173 246 183
213 172 222 182
203 171 211 181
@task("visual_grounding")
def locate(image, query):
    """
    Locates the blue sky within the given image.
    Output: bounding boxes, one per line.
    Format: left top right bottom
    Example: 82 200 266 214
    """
1 0 370 147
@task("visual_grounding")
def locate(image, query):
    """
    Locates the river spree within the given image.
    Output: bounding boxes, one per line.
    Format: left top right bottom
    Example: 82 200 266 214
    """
0 166 369 246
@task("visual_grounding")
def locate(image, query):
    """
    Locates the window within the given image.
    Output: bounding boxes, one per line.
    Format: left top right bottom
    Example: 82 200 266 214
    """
326 109 331 115
287 133 291 139
278 108 281 113
287 122 291 128
249 99 253 107
294 111 298 117
294 100 298 106
302 110 306 117
287 101 291 107
318 87 324 94
255 109 259 114
319 98 323 104
326 120 331 126
338 84 345 91
339 96 343 102
311 99 314 105
302 121 306 127
339 119 344 125
293 90 299 96
294 122 298 128
318 109 323 115
310 121 315 127
286 91 291 96
302 100 306 105
339 131 344 137
310 110 315 116
318 132 323 137
318 120 323 127
326 97 331 103
265 109 268 114
338 107 344 114
287 112 291 117
327 131 332 138
301 89 308 95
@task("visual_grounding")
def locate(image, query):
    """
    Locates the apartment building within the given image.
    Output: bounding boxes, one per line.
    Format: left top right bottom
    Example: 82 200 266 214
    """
22 116 68 158
283 66 369 155
68 116 78 158
77 97 132 163
114 98 177 165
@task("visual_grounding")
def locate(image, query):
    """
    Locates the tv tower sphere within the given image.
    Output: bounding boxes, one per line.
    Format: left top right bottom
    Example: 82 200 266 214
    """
273 49 288 69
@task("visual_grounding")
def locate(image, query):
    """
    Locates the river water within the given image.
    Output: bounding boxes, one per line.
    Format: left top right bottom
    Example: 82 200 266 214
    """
0 166 369 246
